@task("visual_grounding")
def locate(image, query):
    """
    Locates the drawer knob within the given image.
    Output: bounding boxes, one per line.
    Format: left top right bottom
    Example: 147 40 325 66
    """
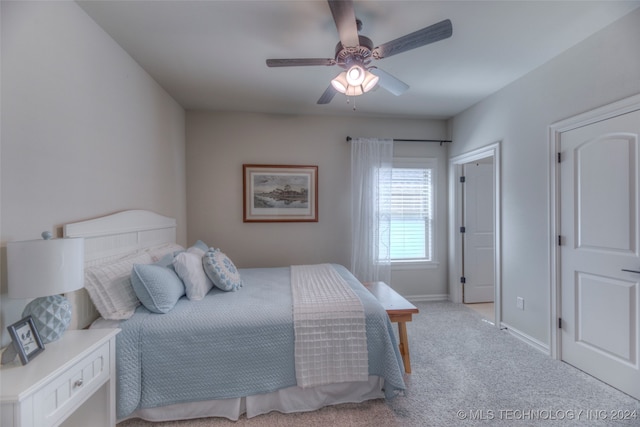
73 379 83 388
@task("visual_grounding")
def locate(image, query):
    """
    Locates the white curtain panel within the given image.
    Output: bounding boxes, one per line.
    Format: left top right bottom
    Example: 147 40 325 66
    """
350 137 393 285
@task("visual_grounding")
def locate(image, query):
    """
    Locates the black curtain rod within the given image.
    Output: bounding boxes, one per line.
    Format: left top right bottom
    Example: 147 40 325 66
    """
345 136 452 146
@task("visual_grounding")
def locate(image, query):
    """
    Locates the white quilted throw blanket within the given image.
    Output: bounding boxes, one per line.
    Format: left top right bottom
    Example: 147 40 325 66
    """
291 264 368 388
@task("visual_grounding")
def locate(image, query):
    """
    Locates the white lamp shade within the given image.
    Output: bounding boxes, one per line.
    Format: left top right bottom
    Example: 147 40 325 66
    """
7 237 84 299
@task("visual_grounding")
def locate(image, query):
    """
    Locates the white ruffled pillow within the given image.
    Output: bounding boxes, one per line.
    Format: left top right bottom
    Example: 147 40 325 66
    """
173 247 213 300
84 251 153 320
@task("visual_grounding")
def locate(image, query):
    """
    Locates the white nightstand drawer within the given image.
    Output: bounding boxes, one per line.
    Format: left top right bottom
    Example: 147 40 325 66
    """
33 340 110 427
2 329 118 427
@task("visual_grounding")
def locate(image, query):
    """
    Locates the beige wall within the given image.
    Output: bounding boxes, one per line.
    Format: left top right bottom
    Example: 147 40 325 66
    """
5 1 635 355
0 1 187 345
449 9 640 348
186 111 448 299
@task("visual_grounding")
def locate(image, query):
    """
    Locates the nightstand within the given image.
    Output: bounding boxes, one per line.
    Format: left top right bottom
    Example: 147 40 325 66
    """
1 328 119 427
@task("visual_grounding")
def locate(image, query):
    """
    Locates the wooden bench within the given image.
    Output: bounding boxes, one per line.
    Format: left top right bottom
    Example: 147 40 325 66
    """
363 281 419 374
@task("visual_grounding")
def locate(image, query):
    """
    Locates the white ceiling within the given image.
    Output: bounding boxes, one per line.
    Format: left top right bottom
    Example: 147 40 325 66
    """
77 1 640 119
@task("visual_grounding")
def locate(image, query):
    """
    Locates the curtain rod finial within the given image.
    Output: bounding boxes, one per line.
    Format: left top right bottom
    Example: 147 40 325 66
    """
346 136 352 142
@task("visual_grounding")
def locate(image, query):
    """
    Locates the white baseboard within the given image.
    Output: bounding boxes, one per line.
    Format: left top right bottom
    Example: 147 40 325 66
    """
501 321 550 355
406 294 449 303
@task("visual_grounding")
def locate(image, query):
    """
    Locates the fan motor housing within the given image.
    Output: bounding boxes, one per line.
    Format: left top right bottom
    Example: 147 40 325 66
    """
334 35 374 69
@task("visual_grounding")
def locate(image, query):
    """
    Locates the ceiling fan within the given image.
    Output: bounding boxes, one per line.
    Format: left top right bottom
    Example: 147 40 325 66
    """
266 0 453 105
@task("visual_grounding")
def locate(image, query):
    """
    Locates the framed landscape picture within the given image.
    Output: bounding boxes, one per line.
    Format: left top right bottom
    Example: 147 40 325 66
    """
243 164 318 222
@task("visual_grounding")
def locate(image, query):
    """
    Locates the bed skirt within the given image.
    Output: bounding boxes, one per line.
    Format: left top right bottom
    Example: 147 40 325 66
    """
120 376 385 422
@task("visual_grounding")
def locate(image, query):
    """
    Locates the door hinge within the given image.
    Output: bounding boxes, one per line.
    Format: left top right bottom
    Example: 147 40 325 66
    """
558 235 562 246
460 176 466 183
558 318 562 329
557 152 562 163
460 226 466 233
460 276 466 284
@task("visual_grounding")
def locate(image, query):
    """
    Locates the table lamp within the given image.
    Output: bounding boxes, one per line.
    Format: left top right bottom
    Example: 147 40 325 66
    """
7 232 84 344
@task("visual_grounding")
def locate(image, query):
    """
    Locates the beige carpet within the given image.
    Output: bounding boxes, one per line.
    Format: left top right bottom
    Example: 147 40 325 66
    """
464 302 494 323
118 302 640 426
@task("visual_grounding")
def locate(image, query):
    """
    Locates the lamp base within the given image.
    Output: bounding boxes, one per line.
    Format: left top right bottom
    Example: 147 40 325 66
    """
22 295 72 344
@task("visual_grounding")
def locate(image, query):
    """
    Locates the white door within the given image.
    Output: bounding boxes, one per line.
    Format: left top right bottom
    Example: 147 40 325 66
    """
560 109 640 399
463 159 495 303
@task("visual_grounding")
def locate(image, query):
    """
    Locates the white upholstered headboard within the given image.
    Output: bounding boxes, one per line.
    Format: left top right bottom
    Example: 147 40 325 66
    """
63 210 177 329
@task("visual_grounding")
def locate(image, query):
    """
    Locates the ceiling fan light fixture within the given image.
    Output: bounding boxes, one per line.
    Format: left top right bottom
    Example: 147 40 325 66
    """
331 68 378 97
346 65 366 86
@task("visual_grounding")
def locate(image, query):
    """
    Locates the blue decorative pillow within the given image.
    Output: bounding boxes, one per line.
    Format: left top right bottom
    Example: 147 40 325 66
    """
131 264 185 313
203 248 242 292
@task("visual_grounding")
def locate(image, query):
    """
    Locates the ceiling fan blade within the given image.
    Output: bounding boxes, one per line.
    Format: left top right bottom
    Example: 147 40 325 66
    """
317 85 338 104
327 0 359 48
369 68 409 96
372 19 452 60
266 58 336 67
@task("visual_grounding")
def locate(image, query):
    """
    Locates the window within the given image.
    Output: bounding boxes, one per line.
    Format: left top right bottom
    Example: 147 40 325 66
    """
388 158 435 263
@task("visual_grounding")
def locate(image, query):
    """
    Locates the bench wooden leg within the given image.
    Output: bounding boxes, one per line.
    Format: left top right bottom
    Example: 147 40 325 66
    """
397 321 411 373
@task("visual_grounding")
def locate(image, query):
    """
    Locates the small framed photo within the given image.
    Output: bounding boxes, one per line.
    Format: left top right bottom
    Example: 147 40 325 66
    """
7 316 45 365
243 164 318 222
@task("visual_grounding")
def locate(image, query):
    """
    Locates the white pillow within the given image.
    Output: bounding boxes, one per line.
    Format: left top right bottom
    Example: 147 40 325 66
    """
84 251 154 320
145 243 185 262
173 251 213 300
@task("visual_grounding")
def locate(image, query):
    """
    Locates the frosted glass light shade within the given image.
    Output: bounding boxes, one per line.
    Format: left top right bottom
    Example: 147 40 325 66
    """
346 65 366 86
345 85 365 97
361 71 379 92
8 237 84 299
331 69 379 96
331 72 349 93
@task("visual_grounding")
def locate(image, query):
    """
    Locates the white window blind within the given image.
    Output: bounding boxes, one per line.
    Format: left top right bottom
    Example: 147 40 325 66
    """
389 166 433 261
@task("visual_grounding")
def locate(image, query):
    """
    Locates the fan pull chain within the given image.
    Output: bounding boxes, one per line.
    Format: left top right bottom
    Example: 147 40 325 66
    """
344 95 357 111
345 96 357 111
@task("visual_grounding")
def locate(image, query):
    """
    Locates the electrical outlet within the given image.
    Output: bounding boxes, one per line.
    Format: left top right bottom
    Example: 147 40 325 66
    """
516 297 525 310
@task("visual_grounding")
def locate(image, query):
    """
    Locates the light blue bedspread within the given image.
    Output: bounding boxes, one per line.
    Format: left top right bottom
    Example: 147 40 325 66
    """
116 264 405 419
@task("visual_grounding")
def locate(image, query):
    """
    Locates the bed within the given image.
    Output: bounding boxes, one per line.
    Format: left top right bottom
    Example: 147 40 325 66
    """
62 210 405 422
